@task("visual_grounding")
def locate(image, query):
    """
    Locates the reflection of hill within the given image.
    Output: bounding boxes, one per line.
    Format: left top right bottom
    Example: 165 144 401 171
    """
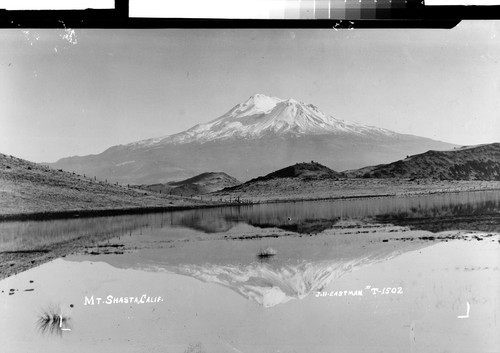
26 190 495 239
376 214 500 233
166 192 500 234
375 200 500 232
247 218 339 234
170 212 237 233
167 208 341 234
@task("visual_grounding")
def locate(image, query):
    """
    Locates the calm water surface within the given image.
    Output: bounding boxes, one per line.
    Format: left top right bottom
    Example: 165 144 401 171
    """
1 190 499 251
1 191 499 353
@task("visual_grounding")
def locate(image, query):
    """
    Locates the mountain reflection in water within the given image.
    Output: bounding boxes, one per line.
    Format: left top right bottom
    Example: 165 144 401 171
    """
173 252 418 307
73 229 430 307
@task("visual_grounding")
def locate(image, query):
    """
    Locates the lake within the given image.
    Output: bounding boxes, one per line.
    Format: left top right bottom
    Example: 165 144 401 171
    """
1 190 499 353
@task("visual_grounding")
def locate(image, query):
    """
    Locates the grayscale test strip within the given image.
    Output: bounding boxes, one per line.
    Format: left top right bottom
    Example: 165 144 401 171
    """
283 0 424 20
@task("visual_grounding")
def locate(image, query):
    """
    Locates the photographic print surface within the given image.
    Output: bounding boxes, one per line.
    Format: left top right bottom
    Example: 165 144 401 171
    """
1 21 500 353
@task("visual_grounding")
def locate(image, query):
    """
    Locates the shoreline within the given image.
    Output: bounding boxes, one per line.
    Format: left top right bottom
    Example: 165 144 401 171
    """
1 186 499 280
1 186 499 223
0 204 223 222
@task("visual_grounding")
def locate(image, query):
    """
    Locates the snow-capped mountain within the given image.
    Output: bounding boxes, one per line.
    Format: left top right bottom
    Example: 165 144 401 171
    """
52 94 456 184
129 94 394 147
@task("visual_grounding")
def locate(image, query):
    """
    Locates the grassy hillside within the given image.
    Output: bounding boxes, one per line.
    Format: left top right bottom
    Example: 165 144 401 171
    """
213 177 500 203
246 162 343 183
346 143 500 180
0 153 209 218
214 159 500 203
137 172 240 196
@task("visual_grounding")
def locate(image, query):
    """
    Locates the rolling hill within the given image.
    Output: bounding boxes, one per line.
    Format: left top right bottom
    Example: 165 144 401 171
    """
346 143 500 180
137 172 240 196
212 152 500 202
0 153 206 218
247 161 343 182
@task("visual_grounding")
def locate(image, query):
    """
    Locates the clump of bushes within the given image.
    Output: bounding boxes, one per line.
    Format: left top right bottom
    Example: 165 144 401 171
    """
257 247 277 259
37 304 71 336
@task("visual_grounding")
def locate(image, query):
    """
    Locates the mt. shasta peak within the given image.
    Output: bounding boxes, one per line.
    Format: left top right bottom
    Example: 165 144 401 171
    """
53 94 455 184
131 94 395 147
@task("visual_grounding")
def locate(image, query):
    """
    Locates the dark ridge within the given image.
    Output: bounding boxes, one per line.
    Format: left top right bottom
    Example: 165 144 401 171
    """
249 161 343 183
346 143 500 181
1 249 50 254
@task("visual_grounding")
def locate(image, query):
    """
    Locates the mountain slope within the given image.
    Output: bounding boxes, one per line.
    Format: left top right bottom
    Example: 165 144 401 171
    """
52 94 456 184
0 153 203 218
346 143 500 180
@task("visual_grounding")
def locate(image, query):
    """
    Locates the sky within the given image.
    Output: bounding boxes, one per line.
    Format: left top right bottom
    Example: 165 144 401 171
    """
1 22 499 163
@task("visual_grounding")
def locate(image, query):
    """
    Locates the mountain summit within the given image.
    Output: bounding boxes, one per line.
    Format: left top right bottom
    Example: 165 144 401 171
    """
53 94 456 184
130 94 394 147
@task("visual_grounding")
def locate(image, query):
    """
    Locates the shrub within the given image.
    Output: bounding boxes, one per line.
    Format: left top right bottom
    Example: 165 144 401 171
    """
257 247 277 259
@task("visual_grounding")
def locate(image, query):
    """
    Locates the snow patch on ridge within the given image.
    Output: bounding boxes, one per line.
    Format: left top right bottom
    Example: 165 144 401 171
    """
115 160 135 167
